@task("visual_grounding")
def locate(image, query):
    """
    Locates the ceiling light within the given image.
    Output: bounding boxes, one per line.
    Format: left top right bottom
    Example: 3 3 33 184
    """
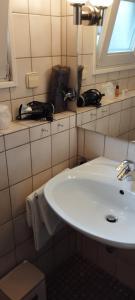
67 0 113 25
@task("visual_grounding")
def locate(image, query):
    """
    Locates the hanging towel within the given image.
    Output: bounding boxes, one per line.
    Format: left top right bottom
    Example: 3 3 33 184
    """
26 182 65 251
26 190 50 251
36 188 62 235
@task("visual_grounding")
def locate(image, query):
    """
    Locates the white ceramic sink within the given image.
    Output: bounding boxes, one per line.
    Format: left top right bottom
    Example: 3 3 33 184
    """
44 157 135 249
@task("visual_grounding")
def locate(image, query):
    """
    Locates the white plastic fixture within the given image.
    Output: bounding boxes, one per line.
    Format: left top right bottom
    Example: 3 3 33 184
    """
67 0 113 25
67 0 113 6
67 0 85 4
89 0 113 7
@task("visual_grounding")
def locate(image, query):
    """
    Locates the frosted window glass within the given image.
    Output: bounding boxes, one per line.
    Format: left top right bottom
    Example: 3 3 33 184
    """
0 0 9 79
108 0 135 53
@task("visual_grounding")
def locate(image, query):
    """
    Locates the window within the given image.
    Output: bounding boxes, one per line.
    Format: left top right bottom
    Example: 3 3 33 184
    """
94 0 135 74
108 0 135 53
0 0 16 88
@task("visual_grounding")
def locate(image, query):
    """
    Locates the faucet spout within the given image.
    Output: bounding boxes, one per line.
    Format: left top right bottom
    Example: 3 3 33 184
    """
116 160 135 181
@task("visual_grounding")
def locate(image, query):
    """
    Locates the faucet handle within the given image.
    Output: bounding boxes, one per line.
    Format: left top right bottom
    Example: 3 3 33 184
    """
122 159 134 165
117 160 135 171
117 159 135 181
123 160 135 170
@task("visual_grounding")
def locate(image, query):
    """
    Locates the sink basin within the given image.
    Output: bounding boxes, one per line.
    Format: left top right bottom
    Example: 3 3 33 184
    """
44 157 135 249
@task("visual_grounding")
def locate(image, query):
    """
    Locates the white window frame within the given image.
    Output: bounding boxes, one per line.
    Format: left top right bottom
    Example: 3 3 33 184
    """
0 1 17 89
93 0 135 74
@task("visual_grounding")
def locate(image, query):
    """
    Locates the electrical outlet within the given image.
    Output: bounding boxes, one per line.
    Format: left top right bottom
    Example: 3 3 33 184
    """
26 72 40 89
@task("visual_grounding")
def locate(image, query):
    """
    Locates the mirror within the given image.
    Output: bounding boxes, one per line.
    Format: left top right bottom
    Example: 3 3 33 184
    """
75 12 135 143
0 0 17 88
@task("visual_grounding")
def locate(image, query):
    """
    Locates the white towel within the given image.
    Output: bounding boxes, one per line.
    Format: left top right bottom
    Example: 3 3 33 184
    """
26 191 50 251
36 187 61 235
26 183 64 251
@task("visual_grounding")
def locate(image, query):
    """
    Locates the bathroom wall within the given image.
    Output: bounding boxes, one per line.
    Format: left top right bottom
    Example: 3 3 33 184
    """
1 0 135 285
78 128 135 289
0 0 78 279
77 95 135 141
0 113 77 278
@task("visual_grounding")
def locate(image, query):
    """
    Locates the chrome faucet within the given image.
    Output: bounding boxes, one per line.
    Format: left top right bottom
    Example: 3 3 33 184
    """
116 160 135 181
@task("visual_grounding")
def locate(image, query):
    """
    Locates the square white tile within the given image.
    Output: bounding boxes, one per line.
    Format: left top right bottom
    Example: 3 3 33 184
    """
12 14 30 58
11 58 32 100
13 213 32 245
78 128 84 156
5 129 29 150
31 136 51 175
11 0 28 13
62 17 67 55
67 16 77 56
51 0 61 16
0 221 14 256
0 251 16 279
0 189 11 225
130 107 135 130
127 142 135 162
82 121 96 131
104 136 128 161
6 144 31 185
52 131 69 166
82 26 94 54
29 0 50 15
110 102 122 114
109 112 120 137
0 136 5 152
61 0 67 16
52 56 61 66
32 57 52 95
70 128 77 158
70 115 76 128
30 123 51 142
52 160 69 177
0 152 8 191
33 168 52 190
0 89 10 102
67 56 78 88
119 109 131 135
96 116 109 136
30 15 51 57
10 178 32 217
84 131 105 160
51 17 61 56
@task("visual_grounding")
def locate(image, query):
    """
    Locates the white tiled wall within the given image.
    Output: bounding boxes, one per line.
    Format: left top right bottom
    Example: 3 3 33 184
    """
78 124 135 164
0 112 77 278
0 0 79 279
0 0 135 287
77 128 135 289
78 95 135 142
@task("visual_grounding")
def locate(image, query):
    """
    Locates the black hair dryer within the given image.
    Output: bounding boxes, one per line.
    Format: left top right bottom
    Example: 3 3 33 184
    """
77 89 105 108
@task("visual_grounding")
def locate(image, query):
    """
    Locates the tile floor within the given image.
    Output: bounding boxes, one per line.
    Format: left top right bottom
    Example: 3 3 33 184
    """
47 255 135 300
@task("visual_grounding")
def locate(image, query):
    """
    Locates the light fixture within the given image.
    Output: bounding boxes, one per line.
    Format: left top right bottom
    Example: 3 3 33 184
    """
67 0 113 25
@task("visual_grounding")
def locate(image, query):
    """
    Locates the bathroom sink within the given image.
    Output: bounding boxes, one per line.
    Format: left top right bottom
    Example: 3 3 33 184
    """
44 157 135 249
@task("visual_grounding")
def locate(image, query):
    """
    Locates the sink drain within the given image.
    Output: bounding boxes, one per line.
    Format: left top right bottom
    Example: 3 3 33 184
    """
105 215 118 223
